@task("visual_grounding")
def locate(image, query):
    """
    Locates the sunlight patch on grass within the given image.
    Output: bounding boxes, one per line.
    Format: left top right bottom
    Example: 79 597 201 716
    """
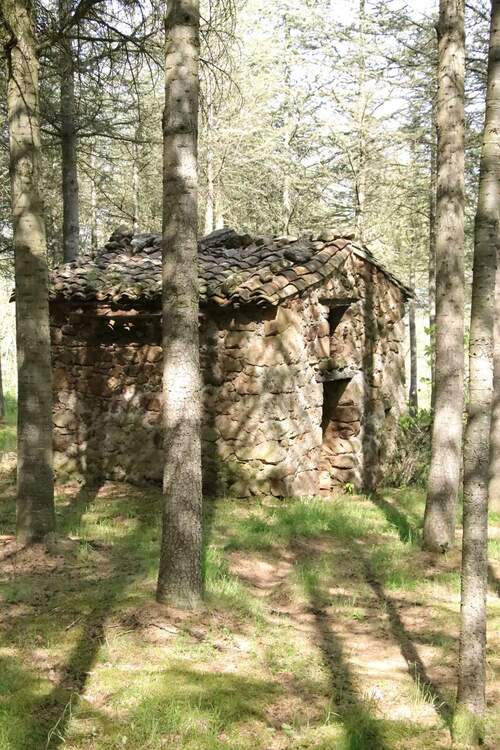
0 474 499 749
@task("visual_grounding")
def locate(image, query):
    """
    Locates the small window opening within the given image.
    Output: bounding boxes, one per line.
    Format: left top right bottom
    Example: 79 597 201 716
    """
328 305 350 337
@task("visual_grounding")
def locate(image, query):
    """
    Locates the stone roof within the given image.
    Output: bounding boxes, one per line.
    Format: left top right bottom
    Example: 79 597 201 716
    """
49 227 412 308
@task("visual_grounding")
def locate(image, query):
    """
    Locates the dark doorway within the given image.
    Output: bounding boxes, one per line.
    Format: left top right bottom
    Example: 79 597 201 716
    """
321 378 352 442
320 377 360 492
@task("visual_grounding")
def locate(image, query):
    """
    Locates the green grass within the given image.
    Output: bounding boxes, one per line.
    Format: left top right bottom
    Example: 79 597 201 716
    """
0 394 16 453
0 469 498 749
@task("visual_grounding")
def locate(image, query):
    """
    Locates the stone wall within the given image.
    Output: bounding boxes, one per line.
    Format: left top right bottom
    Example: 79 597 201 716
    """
51 252 406 496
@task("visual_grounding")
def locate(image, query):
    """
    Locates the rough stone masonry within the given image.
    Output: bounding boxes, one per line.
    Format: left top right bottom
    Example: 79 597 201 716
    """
49 227 410 497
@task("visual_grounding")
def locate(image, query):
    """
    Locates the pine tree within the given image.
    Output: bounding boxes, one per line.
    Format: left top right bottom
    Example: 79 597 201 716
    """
1 0 56 542
455 0 500 741
423 0 465 552
156 0 203 608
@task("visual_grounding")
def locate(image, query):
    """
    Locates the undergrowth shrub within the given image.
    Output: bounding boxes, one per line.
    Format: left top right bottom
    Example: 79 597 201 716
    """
386 409 432 488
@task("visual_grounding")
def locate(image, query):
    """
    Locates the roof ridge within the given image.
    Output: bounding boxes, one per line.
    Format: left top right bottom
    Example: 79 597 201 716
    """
48 227 413 306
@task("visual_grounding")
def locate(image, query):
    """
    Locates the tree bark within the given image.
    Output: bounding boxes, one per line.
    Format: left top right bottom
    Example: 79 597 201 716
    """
90 146 98 255
487 3 500 519
2 0 55 542
428 114 437 411
133 124 141 232
204 98 215 235
423 0 465 552
354 0 367 242
454 1 500 742
215 195 224 230
157 0 203 608
409 296 418 415
59 0 79 263
0 350 4 424
490 277 500 514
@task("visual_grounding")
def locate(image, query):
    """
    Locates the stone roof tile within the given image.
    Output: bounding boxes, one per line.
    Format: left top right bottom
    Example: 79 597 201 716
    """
48 227 413 307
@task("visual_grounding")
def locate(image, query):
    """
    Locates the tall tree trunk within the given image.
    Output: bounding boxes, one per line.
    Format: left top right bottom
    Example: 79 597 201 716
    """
423 0 465 552
0 350 4 424
90 146 98 255
454 1 500 742
408 147 419 417
428 113 437 411
204 98 215 235
2 0 55 542
354 0 367 242
281 8 293 236
59 0 79 262
157 0 203 608
282 175 292 235
409 278 418 415
215 192 224 230
133 124 141 232
133 145 140 233
490 279 500 514
487 8 500 520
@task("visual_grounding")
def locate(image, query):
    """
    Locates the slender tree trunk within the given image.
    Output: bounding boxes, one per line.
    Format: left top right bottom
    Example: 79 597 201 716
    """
428 115 437 411
204 96 215 235
2 0 55 542
490 283 500 514
133 147 140 233
354 0 367 242
215 193 224 230
157 0 203 608
90 146 98 255
281 8 293 236
407 163 419 416
133 124 141 232
487 7 500 519
59 0 79 262
282 175 292 235
454 1 500 742
0 350 4 424
409 281 418 415
423 0 465 552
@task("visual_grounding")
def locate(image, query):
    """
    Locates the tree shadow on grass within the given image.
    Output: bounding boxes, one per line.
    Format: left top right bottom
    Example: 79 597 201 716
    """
0 482 284 749
0 483 161 749
369 491 421 545
115 664 281 746
292 541 390 750
356 541 453 727
310 595 389 748
56 481 103 536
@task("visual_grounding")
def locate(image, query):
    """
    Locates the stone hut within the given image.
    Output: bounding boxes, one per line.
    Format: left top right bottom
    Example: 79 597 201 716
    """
49 227 411 497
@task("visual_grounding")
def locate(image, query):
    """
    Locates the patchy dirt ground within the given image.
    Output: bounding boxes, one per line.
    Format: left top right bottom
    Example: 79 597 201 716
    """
0 474 498 750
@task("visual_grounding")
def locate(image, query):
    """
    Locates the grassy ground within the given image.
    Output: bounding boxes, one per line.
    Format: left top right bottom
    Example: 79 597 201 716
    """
0 427 499 749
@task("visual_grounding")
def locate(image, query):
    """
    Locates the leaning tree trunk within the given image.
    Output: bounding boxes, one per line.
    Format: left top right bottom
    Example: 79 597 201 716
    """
2 0 55 542
59 0 79 262
423 0 465 552
454 0 500 742
156 0 203 608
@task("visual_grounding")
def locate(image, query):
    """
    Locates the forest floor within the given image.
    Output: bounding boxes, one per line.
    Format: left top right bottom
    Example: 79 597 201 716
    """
0 439 499 748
